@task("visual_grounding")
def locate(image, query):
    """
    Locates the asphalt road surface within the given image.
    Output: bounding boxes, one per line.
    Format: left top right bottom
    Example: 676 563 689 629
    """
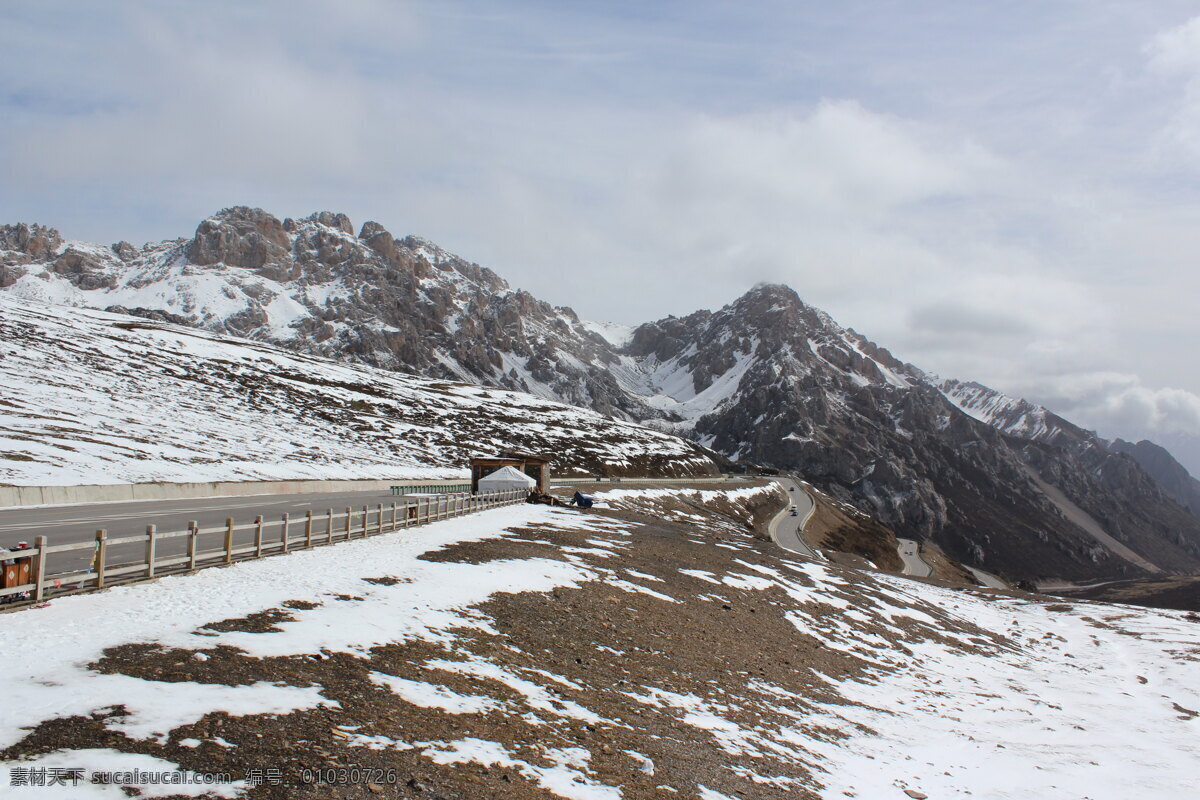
966 565 1008 589
768 478 820 560
0 488 452 575
896 537 935 578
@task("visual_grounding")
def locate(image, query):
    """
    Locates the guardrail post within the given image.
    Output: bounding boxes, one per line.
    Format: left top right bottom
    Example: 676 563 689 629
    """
305 511 314 549
376 504 383 535
344 507 352 540
254 515 265 558
224 518 234 563
281 513 290 553
95 529 107 589
361 506 368 538
32 535 47 602
188 521 199 569
145 524 157 578
326 508 334 545
390 503 397 531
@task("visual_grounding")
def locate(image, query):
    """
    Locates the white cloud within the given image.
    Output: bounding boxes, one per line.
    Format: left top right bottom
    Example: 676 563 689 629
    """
1146 15 1200 165
1 1 1199 468
1146 15 1200 75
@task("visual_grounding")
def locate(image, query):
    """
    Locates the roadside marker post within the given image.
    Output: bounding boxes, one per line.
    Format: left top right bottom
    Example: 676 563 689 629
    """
145 525 156 578
95 530 107 589
32 535 47 602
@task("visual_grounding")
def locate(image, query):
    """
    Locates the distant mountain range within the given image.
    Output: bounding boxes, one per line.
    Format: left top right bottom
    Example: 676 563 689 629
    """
4 206 1199 584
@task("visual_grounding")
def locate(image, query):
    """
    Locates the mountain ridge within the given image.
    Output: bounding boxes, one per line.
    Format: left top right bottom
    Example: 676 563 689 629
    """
4 205 1199 584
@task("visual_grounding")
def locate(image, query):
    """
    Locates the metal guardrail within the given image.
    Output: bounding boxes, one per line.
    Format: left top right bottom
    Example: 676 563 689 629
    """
0 488 526 610
396 483 471 495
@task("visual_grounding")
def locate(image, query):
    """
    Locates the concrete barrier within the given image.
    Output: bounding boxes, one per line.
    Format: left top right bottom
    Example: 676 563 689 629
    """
0 473 747 509
0 477 471 509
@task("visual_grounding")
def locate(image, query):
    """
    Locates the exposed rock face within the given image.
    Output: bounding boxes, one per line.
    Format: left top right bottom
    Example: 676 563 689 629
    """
187 206 292 268
4 209 1199 584
111 241 139 262
0 223 62 261
1109 439 1200 518
103 305 194 326
621 284 1200 581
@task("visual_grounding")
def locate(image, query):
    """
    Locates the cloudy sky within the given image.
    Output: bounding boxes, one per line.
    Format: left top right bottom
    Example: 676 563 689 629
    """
3 1 1200 469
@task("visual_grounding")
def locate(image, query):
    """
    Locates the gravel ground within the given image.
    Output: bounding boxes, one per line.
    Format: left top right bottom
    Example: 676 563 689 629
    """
0 487 1018 800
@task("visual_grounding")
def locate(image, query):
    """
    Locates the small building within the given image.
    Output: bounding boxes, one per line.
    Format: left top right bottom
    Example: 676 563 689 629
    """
470 452 551 493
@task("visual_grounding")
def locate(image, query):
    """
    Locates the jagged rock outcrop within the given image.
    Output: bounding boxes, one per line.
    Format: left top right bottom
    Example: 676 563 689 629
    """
0 223 62 261
188 206 292 269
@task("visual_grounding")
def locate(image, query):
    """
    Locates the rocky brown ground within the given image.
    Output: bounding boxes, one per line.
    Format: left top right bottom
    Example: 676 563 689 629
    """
0 484 1009 800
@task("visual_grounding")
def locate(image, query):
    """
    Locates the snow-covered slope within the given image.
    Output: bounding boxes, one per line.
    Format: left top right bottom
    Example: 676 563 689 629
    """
939 378 1085 444
0 295 717 486
0 210 648 420
0 487 1196 798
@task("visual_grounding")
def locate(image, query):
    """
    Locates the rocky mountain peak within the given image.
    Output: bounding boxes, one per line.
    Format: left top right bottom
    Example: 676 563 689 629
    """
305 211 354 235
188 206 291 268
743 281 802 306
0 223 63 260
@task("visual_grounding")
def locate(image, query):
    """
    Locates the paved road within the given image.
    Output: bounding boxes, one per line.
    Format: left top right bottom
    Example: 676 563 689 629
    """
767 478 821 560
0 488 448 575
966 565 1008 589
896 537 934 578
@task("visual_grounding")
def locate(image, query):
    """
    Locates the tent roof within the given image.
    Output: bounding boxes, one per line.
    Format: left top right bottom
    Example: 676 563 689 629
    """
478 465 537 486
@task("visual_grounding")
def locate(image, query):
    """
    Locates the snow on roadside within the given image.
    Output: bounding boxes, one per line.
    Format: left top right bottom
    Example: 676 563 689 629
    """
0 505 612 789
0 486 1197 799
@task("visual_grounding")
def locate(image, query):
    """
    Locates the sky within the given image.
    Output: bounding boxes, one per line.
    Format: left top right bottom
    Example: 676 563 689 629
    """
3 1 1200 470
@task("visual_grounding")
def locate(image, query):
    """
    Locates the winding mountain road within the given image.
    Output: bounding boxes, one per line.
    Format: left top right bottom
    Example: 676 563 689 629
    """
896 538 934 578
966 565 1008 589
768 478 821 560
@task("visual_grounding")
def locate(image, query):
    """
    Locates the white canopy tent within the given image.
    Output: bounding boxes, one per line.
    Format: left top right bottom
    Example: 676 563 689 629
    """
477 465 537 493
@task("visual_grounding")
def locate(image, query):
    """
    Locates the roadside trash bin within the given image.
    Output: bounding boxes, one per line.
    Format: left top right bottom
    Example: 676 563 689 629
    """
1 543 33 603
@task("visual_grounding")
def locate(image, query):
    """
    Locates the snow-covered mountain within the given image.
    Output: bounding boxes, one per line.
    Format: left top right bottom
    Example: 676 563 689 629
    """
0 294 718 486
0 210 648 420
939 378 1084 444
5 207 1200 584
